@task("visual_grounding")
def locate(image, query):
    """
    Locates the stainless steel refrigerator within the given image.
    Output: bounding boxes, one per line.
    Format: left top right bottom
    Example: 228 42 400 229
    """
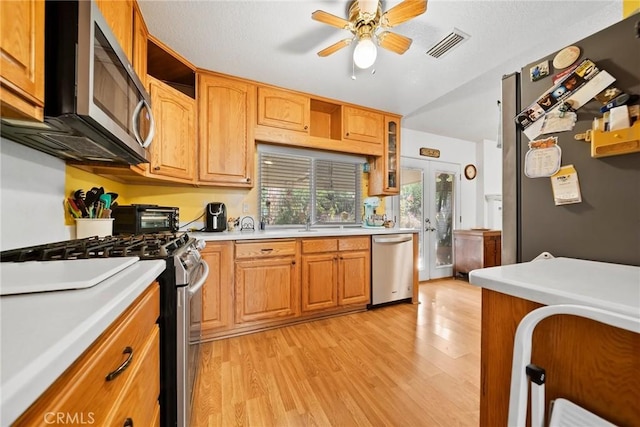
501 13 640 266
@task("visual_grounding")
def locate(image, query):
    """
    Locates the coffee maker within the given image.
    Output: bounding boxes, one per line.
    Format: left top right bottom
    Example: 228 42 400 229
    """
205 202 227 232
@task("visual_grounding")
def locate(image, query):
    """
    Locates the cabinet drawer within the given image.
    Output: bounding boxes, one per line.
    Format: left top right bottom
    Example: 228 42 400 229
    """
302 238 338 254
106 327 160 427
235 239 296 259
15 284 159 425
338 237 370 251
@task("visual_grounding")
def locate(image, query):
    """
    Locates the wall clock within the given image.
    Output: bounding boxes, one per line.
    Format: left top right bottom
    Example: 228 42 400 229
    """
464 164 477 180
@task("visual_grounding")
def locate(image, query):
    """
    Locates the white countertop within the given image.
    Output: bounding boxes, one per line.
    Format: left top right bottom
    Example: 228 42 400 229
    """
192 227 419 241
469 257 640 317
0 260 166 426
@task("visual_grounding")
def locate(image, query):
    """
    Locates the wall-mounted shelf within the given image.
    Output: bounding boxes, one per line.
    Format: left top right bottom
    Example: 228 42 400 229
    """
589 120 640 158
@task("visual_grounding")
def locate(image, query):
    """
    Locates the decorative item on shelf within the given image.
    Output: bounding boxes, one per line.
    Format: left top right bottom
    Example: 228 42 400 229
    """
240 216 255 232
227 217 239 231
464 164 477 180
419 147 440 158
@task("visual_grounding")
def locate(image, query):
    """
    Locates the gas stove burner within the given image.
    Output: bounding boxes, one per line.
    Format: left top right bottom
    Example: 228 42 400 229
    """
0 233 192 262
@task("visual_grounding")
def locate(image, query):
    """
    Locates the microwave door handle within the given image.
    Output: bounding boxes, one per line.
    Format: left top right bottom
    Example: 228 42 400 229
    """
132 99 156 149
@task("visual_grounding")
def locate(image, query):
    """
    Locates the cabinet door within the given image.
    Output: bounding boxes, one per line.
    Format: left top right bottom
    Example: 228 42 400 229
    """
95 0 133 61
148 76 196 181
484 236 502 268
301 253 338 312
0 0 44 121
198 73 255 187
338 251 371 306
235 257 299 324
200 242 234 338
343 106 384 145
257 86 310 133
132 3 148 86
368 115 401 196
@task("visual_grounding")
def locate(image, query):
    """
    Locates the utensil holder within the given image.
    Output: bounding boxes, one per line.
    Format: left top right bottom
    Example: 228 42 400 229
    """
75 218 114 239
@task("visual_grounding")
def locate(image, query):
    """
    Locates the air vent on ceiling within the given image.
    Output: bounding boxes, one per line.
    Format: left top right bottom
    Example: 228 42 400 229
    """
426 28 470 59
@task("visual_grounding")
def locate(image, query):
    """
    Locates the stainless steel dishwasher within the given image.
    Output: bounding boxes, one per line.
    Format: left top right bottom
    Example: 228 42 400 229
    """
371 233 414 306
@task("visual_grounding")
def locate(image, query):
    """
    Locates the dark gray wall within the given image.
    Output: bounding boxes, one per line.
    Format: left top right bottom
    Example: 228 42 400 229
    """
518 14 640 265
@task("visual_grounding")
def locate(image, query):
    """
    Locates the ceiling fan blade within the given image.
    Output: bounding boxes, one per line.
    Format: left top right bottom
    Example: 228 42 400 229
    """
380 0 427 28
312 10 352 30
377 31 412 54
317 38 352 57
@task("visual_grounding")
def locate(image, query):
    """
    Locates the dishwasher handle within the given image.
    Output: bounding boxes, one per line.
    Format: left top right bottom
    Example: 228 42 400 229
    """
373 235 413 244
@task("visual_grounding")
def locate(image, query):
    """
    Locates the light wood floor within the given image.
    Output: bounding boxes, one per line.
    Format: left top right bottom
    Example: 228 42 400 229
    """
192 278 481 427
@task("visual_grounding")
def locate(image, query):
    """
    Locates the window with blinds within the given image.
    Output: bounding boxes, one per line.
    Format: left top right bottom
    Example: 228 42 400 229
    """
259 146 362 226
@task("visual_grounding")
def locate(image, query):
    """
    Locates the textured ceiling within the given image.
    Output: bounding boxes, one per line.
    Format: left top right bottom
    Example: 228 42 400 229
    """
138 0 622 143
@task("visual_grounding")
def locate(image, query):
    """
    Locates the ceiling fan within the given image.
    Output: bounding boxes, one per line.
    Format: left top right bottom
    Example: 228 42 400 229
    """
312 0 428 70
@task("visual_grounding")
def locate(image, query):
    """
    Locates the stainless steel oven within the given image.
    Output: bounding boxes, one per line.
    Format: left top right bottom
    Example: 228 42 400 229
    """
175 242 208 427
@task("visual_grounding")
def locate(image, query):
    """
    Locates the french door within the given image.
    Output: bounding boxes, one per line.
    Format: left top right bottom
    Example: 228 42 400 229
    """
393 158 460 281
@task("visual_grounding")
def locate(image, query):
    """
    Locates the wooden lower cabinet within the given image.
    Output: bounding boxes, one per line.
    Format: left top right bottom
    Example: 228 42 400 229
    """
453 229 501 277
201 236 375 340
234 240 299 325
15 283 160 426
338 250 370 305
481 288 640 427
301 237 370 313
301 252 338 311
200 242 234 339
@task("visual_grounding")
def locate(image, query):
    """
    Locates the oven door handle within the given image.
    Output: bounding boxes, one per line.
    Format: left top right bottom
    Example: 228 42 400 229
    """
188 259 209 296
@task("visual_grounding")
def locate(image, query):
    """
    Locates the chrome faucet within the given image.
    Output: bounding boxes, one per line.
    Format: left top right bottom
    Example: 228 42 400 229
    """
305 216 314 231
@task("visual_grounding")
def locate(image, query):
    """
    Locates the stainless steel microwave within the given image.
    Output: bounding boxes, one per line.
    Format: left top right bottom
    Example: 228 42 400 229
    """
0 0 155 164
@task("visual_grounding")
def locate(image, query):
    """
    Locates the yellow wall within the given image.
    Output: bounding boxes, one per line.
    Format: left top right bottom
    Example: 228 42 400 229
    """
66 165 257 226
623 0 640 16
66 164 382 228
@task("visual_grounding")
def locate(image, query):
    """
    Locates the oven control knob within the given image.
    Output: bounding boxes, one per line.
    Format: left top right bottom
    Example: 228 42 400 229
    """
195 239 206 251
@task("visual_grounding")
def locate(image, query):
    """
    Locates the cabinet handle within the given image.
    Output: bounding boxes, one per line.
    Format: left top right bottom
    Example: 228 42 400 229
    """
261 248 273 253
123 418 134 427
291 260 296 265
304 125 308 130
153 166 160 171
245 177 251 183
106 346 134 381
345 132 350 137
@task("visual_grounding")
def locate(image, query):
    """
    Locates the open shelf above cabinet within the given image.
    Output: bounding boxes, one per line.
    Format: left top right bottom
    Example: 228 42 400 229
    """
310 99 342 140
147 36 195 99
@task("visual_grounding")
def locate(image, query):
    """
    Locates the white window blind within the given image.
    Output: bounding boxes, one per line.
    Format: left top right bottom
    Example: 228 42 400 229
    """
258 146 362 226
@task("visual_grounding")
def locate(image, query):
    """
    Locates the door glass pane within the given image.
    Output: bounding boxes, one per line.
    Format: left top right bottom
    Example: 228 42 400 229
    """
434 172 454 267
400 167 423 270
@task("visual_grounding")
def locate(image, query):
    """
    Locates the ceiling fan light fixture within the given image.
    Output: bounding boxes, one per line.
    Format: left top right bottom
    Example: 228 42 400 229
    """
353 37 377 69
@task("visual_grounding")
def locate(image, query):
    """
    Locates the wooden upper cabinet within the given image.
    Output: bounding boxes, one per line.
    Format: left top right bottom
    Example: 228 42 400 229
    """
257 86 310 133
147 76 196 181
369 115 401 196
132 2 148 86
0 0 44 121
343 106 384 145
95 0 133 61
198 72 255 187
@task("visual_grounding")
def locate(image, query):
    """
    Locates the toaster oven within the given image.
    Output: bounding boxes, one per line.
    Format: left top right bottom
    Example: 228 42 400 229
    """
112 205 179 234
